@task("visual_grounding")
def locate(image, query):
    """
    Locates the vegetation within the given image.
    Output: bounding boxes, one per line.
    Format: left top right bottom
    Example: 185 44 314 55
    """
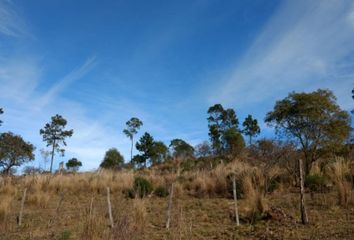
66 158 82 172
123 117 143 162
100 148 124 170
207 104 241 155
0 88 353 239
169 138 194 158
242 114 260 145
0 132 35 174
265 89 351 175
0 107 3 126
39 115 73 173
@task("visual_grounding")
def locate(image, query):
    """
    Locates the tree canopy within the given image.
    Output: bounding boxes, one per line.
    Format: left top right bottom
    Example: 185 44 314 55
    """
169 138 194 158
0 108 3 126
66 158 82 172
100 148 124 170
40 114 73 173
123 117 143 161
242 114 260 145
207 104 243 155
0 132 35 174
134 132 168 167
265 89 351 174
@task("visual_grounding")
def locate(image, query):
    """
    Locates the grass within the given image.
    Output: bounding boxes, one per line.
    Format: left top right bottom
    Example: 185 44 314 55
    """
0 159 353 239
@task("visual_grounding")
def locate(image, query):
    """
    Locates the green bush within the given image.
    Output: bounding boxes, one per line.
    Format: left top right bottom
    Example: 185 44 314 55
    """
127 176 153 198
154 185 169 197
305 174 327 192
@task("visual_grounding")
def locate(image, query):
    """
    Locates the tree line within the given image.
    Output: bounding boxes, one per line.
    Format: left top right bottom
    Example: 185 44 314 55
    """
0 88 352 175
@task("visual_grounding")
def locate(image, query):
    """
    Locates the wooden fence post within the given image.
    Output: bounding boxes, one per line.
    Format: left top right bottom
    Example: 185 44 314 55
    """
18 188 27 226
166 182 174 229
106 187 114 228
232 175 240 226
299 159 309 224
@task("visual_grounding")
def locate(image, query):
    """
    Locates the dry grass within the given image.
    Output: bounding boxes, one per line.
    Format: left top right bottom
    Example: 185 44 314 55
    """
326 157 352 207
0 158 353 239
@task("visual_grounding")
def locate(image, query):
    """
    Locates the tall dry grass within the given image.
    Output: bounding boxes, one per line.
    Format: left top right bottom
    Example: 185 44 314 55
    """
326 157 352 207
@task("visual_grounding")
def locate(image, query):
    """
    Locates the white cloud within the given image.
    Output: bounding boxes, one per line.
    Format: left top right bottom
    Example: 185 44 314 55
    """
209 0 354 111
0 0 29 37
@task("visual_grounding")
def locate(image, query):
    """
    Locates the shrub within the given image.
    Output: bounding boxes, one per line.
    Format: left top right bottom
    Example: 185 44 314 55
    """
127 176 153 198
305 174 327 192
154 185 169 197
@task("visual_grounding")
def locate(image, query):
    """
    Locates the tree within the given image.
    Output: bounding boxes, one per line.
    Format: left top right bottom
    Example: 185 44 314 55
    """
207 104 240 155
0 108 3 126
195 141 212 157
223 128 245 156
135 132 155 167
134 132 168 167
66 158 82 172
265 89 352 175
169 139 194 158
100 148 124 170
123 117 143 162
151 141 168 165
242 114 260 145
0 132 35 174
40 114 73 173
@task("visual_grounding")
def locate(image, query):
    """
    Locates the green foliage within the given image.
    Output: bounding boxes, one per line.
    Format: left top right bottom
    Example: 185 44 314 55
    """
65 158 82 172
242 114 260 145
135 132 168 167
154 185 169 197
0 108 3 126
123 117 143 161
151 141 168 165
207 104 242 155
100 148 124 170
180 158 196 171
0 132 35 174
223 128 245 156
265 89 352 174
39 114 73 173
305 174 328 192
170 139 194 158
127 176 153 198
135 132 155 166
59 229 71 240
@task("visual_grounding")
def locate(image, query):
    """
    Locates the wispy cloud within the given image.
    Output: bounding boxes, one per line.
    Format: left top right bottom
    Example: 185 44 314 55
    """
209 0 354 110
0 0 29 37
37 56 96 108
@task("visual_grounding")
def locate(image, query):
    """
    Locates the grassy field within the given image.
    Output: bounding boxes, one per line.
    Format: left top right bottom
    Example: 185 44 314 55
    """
0 160 353 240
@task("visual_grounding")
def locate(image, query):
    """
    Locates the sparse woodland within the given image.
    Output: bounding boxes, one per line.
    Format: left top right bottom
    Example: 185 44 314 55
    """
0 89 353 239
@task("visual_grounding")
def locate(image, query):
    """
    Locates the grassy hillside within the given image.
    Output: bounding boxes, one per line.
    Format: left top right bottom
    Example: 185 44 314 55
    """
0 158 353 240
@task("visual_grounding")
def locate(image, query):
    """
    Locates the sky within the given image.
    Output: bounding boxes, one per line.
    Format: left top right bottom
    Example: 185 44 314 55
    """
0 0 353 171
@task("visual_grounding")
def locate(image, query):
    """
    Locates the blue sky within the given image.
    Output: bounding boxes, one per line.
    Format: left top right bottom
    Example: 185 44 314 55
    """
0 0 353 171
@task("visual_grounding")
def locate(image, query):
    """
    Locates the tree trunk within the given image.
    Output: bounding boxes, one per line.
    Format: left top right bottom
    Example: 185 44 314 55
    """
50 140 55 173
299 159 309 224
